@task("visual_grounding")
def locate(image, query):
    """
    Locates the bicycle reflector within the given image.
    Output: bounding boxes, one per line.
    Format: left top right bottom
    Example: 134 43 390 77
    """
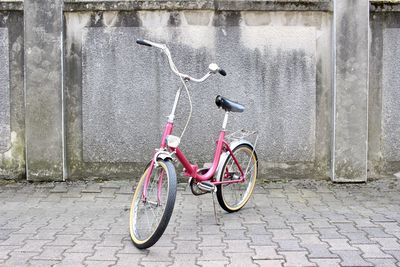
166 135 181 148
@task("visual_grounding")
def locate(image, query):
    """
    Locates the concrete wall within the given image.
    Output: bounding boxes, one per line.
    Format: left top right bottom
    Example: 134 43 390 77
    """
369 6 400 177
1 0 400 181
64 10 332 179
0 9 25 179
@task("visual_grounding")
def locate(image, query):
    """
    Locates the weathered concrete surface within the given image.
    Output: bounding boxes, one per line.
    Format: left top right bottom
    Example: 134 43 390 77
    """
65 11 332 179
1 178 400 265
0 28 10 153
63 0 333 12
0 11 25 179
24 0 64 181
382 28 400 162
332 0 369 182
369 11 400 177
82 26 316 163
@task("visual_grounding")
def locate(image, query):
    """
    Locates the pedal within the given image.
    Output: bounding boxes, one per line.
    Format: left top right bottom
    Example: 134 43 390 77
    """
197 181 216 193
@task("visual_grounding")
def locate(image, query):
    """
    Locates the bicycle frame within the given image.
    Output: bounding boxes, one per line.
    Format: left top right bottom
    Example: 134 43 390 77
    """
136 41 245 201
142 119 246 201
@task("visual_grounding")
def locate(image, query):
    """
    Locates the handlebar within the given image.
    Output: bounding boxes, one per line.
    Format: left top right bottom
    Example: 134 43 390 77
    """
136 39 226 82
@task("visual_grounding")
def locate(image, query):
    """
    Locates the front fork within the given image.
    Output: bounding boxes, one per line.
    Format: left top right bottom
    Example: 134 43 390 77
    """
142 158 168 205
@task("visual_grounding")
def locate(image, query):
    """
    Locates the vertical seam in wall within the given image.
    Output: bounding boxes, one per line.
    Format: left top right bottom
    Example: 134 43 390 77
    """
23 6 29 181
331 0 337 181
366 1 370 180
61 2 67 181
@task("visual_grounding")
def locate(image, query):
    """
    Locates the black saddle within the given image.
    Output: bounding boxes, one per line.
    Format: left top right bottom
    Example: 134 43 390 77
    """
215 95 245 113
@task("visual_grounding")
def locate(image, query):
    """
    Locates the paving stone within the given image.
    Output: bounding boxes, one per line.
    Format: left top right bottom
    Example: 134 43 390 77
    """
221 219 246 230
33 245 69 260
55 252 91 267
170 253 198 266
28 259 61 266
198 246 229 261
248 234 277 246
141 262 172 267
317 228 345 239
113 253 144 266
174 229 201 241
245 224 269 235
250 245 284 260
50 183 69 193
141 246 174 262
85 260 116 267
303 244 339 259
333 250 374 267
151 234 176 248
354 244 393 258
342 231 377 244
199 234 226 247
270 229 297 240
333 223 360 233
0 245 20 260
3 251 39 266
309 258 341 267
367 258 398 267
360 227 394 238
254 259 285 267
0 229 15 240
96 188 117 198
77 229 104 241
12 224 42 235
15 239 52 252
100 181 121 189
196 260 229 267
66 240 98 253
47 234 79 246
3 179 400 266
278 251 316 267
265 219 290 229
276 239 306 252
372 237 400 250
310 219 336 229
97 234 125 247
171 240 200 254
323 238 358 251
86 246 120 261
0 233 32 246
225 252 258 267
289 223 316 234
224 239 254 253
353 219 378 228
377 222 400 233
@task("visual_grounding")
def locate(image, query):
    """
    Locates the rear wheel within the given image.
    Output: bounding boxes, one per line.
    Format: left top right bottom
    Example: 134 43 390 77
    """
216 144 258 212
129 159 177 249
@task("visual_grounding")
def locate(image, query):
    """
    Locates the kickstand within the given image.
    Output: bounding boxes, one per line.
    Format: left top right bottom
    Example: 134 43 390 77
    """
211 191 221 225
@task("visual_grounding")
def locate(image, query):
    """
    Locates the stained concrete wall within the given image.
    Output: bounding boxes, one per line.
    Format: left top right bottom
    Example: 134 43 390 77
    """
0 10 25 179
24 0 64 181
1 0 400 181
369 8 400 177
64 10 332 179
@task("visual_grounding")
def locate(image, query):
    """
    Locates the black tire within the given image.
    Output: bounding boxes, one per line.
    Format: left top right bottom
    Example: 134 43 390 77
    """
129 159 177 249
216 144 258 213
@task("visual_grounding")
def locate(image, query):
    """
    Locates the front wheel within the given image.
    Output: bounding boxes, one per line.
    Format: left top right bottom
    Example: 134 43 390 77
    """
129 159 177 249
216 144 258 213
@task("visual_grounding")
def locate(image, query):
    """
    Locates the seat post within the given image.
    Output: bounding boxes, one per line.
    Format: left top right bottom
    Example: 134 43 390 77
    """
222 111 229 130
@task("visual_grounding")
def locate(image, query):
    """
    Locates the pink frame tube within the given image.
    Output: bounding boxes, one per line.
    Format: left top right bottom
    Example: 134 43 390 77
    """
174 131 225 181
143 120 247 200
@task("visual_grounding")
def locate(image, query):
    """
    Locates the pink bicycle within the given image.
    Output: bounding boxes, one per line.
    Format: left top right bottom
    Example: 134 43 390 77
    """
130 39 258 249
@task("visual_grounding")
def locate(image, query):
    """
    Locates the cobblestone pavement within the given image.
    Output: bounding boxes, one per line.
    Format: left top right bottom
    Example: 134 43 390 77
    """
1 177 400 266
